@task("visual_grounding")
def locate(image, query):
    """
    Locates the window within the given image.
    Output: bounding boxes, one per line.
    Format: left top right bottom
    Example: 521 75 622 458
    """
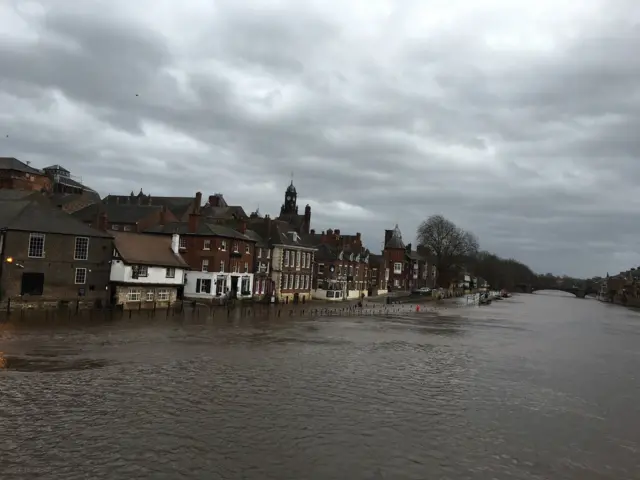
127 288 141 301
111 224 120 231
219 261 225 272
196 278 212 294
166 267 175 278
284 250 290 267
202 259 209 272
157 289 170 301
295 274 300 289
74 268 87 284
123 225 132 232
112 248 120 258
283 274 289 289
267 249 271 259
241 276 250 295
257 248 262 258
394 262 403 274
203 239 211 250
233 242 239 252
244 262 249 273
74 237 89 260
296 251 301 267
304 275 309 290
306 253 311 268
146 290 154 302
131 265 148 279
232 262 238 273
28 233 45 258
221 240 227 251
245 244 250 254
318 264 325 274
179 237 187 249
355 267 359 277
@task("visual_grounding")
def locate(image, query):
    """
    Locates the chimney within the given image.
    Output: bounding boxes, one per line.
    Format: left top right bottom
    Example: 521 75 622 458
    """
310 229 315 235
356 232 361 240
239 221 247 234
98 212 108 231
335 229 340 236
384 229 393 246
171 234 180 254
159 205 168 225
327 228 333 236
188 213 199 233
115 196 119 205
194 191 202 214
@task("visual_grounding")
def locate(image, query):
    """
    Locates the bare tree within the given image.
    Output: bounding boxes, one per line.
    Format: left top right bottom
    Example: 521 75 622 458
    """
416 215 479 287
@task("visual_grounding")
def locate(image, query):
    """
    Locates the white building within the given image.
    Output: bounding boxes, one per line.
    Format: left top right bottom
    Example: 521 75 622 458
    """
183 269 254 301
110 232 189 309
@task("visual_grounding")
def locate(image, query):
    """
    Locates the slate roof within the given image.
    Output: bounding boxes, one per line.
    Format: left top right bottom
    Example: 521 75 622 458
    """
73 203 163 224
201 205 248 221
243 229 269 248
145 221 253 241
385 224 405 249
49 191 101 208
247 218 316 249
103 193 196 220
0 157 44 176
112 232 189 269
0 192 112 238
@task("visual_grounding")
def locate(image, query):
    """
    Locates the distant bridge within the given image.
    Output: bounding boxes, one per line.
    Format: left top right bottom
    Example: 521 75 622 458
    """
514 284 598 298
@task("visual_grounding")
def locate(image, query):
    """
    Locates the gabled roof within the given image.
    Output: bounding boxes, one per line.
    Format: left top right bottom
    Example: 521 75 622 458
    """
243 229 269 248
248 218 315 249
0 157 44 176
73 203 163 224
103 194 195 220
0 192 112 238
145 221 253 241
385 224 405 249
201 205 248 221
113 232 189 269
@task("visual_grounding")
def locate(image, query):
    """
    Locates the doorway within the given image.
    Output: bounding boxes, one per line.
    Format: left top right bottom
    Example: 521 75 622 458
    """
21 272 44 296
230 276 238 299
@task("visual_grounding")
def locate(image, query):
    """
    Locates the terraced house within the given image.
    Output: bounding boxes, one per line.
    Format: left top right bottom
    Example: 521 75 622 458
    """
0 191 112 307
248 216 315 303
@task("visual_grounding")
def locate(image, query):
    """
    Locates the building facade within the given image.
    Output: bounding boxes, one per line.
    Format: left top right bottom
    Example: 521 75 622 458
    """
0 157 52 192
109 233 189 309
0 193 113 307
383 225 407 290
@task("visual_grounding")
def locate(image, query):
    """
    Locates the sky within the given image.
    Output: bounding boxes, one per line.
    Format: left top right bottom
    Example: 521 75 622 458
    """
1 0 638 278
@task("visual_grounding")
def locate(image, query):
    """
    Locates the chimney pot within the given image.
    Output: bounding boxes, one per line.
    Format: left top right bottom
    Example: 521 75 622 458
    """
335 229 340 236
194 192 202 214
310 229 315 235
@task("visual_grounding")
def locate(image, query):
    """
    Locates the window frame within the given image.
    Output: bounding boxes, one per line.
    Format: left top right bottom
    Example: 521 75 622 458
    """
74 267 87 285
74 236 90 261
28 233 45 258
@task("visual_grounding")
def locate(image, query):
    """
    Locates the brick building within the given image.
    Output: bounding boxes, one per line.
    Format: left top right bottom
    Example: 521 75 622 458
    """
74 202 179 233
0 157 52 192
248 216 315 303
383 225 407 290
0 191 113 307
146 193 257 299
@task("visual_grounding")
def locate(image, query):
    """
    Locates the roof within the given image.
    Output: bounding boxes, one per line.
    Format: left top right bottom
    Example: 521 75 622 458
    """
0 157 45 176
286 181 296 194
243 229 269 248
103 193 195 220
0 192 112 238
113 232 189 269
201 205 248 221
145 221 253 241
248 218 316 249
73 203 163 224
49 191 101 207
385 224 405 249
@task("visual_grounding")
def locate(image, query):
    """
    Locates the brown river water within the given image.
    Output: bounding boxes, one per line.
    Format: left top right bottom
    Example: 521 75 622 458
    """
1 293 639 479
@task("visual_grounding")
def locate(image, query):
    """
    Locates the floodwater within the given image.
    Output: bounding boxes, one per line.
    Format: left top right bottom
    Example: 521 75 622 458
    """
1 293 639 479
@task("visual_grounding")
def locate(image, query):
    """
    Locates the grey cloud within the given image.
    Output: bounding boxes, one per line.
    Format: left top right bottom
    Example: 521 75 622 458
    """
2 0 640 277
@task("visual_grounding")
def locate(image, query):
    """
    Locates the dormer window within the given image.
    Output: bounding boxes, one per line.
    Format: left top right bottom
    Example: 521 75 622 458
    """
349 253 354 261
338 251 343 260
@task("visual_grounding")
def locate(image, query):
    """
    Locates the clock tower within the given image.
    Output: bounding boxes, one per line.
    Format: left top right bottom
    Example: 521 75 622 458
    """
280 180 298 216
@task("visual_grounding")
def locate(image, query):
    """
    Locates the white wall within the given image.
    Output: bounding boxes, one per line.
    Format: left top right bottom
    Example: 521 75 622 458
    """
184 271 254 299
312 289 344 301
110 260 186 285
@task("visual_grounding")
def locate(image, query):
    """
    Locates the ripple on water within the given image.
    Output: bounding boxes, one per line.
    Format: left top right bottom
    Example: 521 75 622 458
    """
2 296 640 479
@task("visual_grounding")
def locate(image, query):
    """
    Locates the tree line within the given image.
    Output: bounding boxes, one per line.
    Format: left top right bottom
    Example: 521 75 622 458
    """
415 214 562 289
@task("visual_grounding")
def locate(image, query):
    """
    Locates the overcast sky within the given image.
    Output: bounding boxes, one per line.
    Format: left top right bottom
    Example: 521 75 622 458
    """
1 0 638 278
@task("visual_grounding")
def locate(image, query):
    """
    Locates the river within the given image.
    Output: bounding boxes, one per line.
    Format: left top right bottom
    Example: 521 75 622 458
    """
1 293 639 479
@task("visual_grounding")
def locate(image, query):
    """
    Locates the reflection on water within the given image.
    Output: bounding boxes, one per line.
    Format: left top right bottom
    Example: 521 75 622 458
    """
2 295 640 479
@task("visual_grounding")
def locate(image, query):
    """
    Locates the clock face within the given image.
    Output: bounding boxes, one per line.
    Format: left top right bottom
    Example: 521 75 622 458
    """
286 196 291 201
